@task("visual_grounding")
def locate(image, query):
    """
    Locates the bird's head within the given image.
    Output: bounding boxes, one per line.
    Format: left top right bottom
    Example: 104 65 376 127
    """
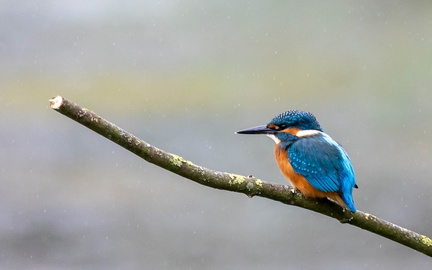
236 110 323 144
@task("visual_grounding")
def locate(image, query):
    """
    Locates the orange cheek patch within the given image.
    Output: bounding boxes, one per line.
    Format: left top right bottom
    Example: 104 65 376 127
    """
281 127 301 136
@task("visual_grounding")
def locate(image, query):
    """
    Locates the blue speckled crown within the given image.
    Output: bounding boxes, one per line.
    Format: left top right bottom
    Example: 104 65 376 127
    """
269 110 323 131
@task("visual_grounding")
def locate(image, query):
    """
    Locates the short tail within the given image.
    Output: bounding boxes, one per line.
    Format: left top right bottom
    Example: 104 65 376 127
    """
341 192 356 212
327 193 356 212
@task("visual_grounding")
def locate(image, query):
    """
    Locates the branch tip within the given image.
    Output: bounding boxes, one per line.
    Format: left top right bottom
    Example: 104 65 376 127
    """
49 96 64 109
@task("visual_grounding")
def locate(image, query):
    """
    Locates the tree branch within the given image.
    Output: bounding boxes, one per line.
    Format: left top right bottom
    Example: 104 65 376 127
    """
49 96 432 257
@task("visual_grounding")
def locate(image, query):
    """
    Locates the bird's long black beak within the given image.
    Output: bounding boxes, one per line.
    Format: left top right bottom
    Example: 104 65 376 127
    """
236 125 276 135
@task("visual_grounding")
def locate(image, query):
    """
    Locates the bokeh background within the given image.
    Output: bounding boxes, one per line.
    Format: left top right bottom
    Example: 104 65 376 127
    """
2 1 432 269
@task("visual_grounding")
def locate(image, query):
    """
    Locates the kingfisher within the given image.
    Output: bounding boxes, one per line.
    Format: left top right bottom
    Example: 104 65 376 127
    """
236 110 357 212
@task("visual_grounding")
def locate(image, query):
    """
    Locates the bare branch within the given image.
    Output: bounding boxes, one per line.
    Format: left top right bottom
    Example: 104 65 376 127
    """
49 96 432 257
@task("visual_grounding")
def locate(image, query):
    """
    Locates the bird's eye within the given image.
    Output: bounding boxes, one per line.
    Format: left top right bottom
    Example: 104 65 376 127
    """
269 125 280 130
268 124 286 131
272 125 285 130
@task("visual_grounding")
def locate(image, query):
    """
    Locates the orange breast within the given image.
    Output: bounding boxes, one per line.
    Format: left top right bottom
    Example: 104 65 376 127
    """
274 144 347 208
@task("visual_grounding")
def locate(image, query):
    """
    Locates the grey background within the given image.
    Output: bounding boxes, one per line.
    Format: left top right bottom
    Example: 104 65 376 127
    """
2 1 432 269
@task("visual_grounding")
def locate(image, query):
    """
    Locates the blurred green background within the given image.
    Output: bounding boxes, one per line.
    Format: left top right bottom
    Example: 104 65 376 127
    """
2 1 432 269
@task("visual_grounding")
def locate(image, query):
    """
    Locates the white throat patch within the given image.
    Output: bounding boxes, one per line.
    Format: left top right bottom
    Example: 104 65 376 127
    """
267 134 281 144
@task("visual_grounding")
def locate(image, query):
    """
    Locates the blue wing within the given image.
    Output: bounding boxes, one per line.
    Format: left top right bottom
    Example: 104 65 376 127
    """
287 132 357 210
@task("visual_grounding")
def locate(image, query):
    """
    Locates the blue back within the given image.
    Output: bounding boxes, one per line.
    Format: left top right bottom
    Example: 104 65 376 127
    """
287 132 357 212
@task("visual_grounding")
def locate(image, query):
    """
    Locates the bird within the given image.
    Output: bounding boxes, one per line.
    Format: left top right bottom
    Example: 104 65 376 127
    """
236 110 357 212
